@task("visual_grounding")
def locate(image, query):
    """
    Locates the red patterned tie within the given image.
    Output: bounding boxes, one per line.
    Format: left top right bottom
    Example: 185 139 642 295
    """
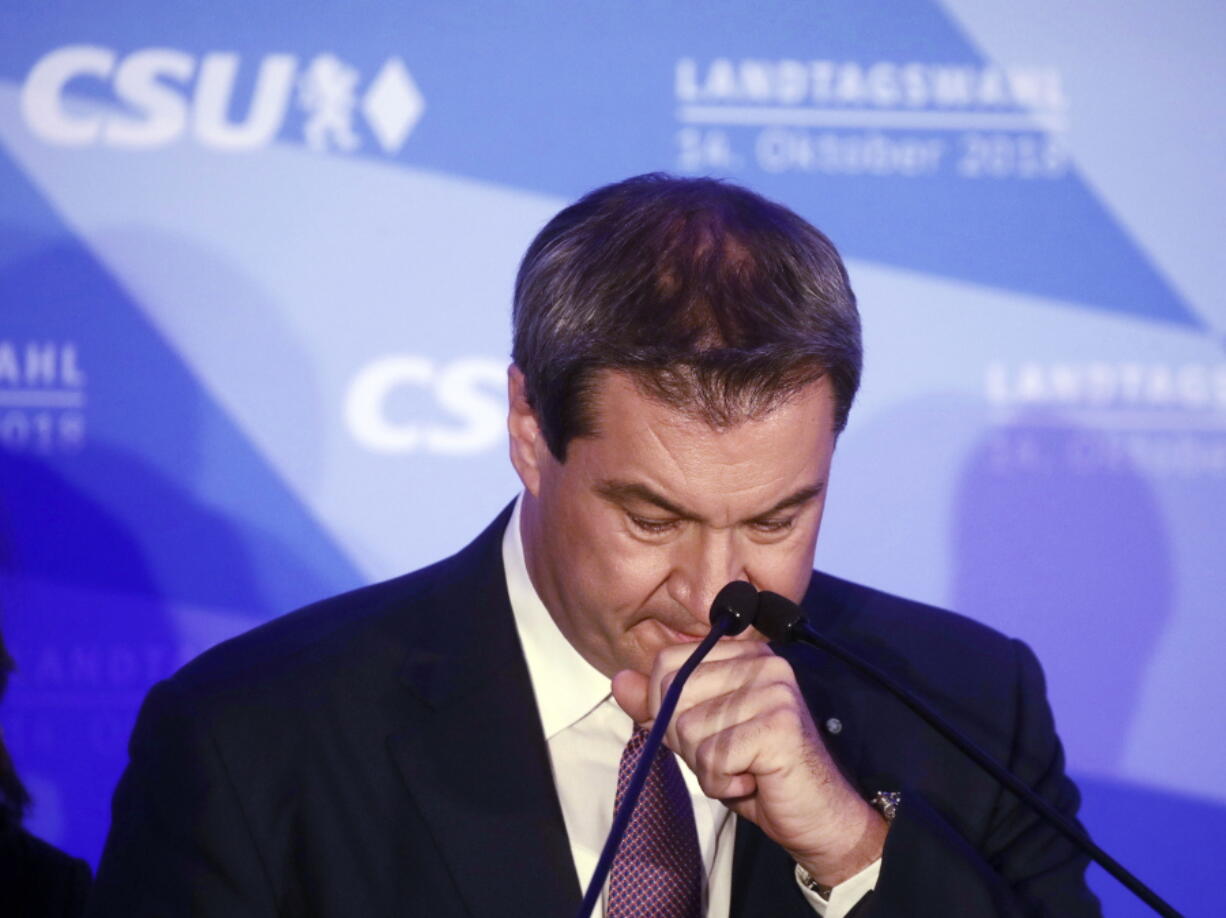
606 727 704 918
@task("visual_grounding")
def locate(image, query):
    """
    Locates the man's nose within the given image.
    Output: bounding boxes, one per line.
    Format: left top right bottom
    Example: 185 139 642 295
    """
667 527 748 625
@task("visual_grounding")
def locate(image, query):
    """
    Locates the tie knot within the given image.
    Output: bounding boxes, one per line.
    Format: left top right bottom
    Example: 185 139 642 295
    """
626 725 650 753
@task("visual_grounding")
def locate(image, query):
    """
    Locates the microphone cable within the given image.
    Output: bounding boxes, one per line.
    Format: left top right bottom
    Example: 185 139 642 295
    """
573 581 758 918
755 590 1182 918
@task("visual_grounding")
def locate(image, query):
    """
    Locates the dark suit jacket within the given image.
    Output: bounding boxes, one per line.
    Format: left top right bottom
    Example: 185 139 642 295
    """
88 505 1100 917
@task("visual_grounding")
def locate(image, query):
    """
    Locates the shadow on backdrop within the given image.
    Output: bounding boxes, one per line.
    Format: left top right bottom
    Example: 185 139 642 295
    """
951 415 1171 775
951 416 1222 914
1078 774 1222 917
0 230 362 865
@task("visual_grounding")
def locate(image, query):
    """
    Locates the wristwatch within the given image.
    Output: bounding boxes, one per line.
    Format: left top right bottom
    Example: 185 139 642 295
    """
795 791 901 899
869 790 902 823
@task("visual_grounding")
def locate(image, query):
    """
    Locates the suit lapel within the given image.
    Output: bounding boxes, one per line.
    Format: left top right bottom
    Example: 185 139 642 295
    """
793 573 919 801
386 508 581 918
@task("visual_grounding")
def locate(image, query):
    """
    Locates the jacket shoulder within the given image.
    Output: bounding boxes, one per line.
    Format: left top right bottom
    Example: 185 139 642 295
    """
170 559 445 699
804 569 1027 695
165 505 513 707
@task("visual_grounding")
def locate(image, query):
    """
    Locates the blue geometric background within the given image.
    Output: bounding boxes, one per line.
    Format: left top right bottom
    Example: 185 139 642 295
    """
2 2 1222 914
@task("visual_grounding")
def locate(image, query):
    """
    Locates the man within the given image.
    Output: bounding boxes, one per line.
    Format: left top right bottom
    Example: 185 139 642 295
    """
89 174 1099 917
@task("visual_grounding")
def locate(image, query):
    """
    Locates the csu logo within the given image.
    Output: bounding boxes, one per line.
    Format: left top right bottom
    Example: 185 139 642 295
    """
21 45 425 154
345 356 506 456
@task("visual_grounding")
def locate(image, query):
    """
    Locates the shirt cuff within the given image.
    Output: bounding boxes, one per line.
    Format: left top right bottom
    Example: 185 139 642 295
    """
794 858 881 917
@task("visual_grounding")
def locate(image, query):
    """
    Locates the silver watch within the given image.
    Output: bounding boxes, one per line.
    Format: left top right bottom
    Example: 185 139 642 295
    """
870 790 902 823
795 791 900 899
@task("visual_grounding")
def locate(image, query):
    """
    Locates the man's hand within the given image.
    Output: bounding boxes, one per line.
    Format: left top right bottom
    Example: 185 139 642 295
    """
611 641 888 889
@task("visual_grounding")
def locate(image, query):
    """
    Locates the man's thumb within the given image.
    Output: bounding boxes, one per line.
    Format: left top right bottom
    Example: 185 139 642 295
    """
611 669 652 726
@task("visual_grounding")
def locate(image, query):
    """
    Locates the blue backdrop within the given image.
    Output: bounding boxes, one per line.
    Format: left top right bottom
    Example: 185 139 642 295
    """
2 2 1223 914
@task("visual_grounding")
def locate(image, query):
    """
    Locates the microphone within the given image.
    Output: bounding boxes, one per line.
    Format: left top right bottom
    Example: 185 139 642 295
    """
756 590 1182 918
707 579 758 636
574 582 759 918
755 589 806 641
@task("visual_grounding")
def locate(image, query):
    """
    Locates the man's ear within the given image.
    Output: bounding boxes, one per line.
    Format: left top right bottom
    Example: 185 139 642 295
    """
507 365 549 496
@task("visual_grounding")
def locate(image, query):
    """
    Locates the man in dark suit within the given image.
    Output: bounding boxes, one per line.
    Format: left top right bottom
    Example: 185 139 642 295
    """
89 175 1100 916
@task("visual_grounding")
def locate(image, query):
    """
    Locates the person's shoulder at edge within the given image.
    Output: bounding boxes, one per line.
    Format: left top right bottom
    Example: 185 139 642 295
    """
0 823 92 918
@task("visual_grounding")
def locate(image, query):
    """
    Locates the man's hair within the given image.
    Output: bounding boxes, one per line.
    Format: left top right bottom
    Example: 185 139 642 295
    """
512 173 862 460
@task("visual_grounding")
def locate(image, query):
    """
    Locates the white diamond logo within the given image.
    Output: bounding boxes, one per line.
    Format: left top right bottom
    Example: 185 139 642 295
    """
361 57 425 154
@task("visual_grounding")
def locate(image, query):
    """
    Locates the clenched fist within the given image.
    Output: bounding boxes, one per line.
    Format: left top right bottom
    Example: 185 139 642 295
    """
612 641 888 889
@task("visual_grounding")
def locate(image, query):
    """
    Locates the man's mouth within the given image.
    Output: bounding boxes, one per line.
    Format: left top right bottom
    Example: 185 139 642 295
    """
653 620 707 643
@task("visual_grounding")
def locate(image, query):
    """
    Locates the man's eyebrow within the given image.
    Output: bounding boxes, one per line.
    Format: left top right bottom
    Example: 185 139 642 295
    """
594 480 697 519
593 479 825 523
747 483 825 521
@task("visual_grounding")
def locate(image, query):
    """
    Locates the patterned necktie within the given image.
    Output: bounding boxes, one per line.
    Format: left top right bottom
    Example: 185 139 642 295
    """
606 727 704 918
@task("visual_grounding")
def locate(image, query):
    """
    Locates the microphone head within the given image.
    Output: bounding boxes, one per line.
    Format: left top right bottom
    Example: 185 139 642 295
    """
755 591 807 642
708 581 759 636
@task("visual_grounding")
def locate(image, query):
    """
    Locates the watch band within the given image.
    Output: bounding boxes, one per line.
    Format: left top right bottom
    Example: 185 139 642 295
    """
795 790 900 900
796 863 834 900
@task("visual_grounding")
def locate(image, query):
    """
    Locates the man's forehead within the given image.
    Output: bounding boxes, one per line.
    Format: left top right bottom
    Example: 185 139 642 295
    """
585 369 834 434
566 370 837 512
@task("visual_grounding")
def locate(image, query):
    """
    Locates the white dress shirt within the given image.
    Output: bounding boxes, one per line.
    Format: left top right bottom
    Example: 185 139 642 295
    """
502 495 879 917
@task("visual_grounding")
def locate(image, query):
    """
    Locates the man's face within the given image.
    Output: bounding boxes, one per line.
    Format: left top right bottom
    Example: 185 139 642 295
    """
510 369 838 678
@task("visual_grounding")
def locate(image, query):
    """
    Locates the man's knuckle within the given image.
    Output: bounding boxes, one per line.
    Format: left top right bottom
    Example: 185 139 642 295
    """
674 707 701 744
762 656 794 681
761 681 796 709
695 735 722 773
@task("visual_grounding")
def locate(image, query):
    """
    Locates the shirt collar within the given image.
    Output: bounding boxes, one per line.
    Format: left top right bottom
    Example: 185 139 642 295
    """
503 493 616 740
